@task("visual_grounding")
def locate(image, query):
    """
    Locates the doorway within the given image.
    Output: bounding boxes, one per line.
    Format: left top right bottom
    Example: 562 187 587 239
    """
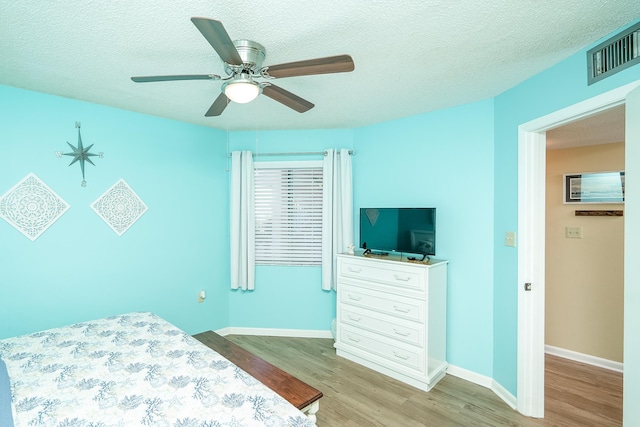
545 107 625 368
516 80 640 418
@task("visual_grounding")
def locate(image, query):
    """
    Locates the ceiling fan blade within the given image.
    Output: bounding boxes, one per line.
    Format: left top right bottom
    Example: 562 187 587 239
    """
131 74 220 83
265 55 354 78
262 84 314 113
205 93 230 116
191 17 243 66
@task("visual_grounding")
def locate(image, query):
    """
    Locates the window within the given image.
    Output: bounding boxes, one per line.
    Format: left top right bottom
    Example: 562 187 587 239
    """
254 161 323 266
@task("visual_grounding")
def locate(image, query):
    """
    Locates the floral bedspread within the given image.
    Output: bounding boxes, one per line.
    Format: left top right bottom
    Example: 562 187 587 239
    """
0 312 316 427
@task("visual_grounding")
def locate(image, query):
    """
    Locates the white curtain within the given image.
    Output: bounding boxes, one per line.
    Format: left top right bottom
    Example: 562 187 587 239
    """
230 151 255 290
322 148 353 291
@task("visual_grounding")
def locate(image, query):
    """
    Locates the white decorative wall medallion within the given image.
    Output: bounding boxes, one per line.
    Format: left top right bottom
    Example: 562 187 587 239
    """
0 173 70 241
91 179 147 236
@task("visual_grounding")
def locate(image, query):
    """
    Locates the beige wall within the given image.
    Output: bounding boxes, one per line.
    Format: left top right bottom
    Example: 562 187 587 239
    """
545 142 625 362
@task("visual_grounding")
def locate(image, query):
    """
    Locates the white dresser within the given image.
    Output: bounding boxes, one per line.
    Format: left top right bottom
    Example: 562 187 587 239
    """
335 253 448 391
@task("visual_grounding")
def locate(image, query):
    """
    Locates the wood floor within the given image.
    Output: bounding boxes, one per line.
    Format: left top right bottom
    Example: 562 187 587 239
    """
224 335 622 426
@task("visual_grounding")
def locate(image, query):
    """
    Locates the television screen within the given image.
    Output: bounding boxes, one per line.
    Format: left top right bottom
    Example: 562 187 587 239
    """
359 208 436 256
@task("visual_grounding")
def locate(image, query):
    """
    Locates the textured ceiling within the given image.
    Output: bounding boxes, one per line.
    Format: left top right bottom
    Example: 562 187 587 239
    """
547 104 626 150
1 1 639 131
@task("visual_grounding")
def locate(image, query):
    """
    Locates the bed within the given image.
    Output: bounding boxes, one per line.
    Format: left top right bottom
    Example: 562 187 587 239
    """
0 312 317 427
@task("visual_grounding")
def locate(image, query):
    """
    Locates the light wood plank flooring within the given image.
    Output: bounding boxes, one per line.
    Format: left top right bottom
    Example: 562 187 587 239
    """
224 335 622 426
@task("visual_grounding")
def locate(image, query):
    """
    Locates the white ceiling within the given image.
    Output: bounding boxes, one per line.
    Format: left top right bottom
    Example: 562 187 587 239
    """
0 1 639 132
546 104 626 150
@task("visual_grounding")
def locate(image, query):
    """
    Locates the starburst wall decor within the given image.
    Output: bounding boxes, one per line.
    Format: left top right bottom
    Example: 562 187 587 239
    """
56 122 103 187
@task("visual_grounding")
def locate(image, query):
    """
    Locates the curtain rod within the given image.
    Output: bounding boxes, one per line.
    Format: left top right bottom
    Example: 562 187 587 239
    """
229 150 355 157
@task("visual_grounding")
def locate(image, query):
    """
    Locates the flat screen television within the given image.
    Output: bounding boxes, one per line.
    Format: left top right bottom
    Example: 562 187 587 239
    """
359 208 436 260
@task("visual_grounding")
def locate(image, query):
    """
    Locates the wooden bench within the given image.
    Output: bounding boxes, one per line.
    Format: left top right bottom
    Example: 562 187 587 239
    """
193 331 323 423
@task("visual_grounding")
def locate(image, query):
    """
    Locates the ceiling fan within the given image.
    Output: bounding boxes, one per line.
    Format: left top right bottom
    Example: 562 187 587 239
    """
131 17 355 117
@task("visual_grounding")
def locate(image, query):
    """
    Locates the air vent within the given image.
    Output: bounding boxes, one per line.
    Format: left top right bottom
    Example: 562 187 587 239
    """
587 21 640 85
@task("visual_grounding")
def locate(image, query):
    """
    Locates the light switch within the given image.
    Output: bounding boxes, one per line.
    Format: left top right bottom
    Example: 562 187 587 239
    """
505 231 516 247
565 227 583 239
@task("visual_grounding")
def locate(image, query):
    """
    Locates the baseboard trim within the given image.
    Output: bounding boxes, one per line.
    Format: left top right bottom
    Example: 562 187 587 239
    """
446 364 493 388
215 327 333 339
491 380 517 409
446 364 516 409
545 345 623 373
214 327 233 337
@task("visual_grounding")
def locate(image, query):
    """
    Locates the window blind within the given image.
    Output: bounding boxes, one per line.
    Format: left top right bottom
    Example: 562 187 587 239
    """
254 163 323 266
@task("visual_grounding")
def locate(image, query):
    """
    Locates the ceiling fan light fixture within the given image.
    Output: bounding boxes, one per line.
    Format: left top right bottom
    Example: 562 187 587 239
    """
223 75 260 104
131 18 355 116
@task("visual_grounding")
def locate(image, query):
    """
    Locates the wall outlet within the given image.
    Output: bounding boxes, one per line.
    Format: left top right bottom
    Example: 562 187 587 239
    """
505 231 516 247
565 226 583 239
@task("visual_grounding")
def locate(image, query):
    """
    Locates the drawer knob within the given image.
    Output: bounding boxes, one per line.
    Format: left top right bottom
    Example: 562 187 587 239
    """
347 294 362 301
393 351 410 360
348 267 362 273
393 328 410 337
393 274 411 282
348 315 362 322
347 335 361 343
393 305 410 314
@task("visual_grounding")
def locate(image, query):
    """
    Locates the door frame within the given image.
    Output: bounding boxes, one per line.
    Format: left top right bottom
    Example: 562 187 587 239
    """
516 80 640 417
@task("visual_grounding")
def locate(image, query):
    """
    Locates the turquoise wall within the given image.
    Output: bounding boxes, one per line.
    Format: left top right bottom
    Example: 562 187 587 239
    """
227 129 354 331
226 109 497 381
353 100 495 376
0 86 230 338
492 19 640 396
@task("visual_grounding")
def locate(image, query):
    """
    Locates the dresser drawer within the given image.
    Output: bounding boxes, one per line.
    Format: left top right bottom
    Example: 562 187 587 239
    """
340 284 425 323
340 326 425 373
336 254 448 392
340 258 426 292
341 306 424 347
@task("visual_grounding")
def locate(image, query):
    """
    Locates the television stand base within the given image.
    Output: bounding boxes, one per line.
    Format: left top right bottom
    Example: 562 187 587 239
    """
363 248 389 256
408 254 430 262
